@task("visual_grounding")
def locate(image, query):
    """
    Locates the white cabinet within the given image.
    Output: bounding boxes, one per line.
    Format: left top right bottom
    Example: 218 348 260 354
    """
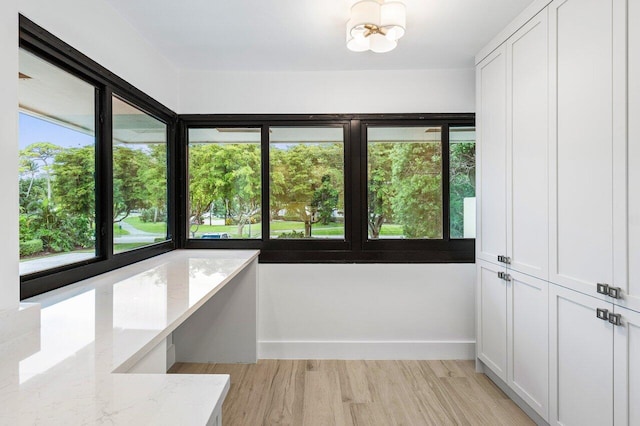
614 305 640 426
626 0 640 312
614 306 640 426
548 0 616 296
476 8 549 280
508 270 548 420
506 9 549 280
476 46 507 265
476 260 507 381
477 261 549 420
549 284 614 426
549 285 640 426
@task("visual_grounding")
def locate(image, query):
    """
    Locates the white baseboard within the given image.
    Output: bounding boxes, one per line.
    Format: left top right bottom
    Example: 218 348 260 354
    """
259 340 475 360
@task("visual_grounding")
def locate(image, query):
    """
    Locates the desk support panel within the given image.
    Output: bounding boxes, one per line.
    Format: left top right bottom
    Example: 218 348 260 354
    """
173 258 258 364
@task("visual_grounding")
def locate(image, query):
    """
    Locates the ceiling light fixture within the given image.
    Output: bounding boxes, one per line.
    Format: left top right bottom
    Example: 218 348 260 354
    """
346 0 406 53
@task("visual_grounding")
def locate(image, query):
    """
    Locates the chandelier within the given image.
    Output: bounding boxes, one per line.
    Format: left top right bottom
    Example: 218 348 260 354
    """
346 0 407 53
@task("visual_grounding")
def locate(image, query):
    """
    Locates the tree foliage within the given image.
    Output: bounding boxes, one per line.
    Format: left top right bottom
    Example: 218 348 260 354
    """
188 143 261 237
270 143 343 237
449 142 476 238
390 142 443 239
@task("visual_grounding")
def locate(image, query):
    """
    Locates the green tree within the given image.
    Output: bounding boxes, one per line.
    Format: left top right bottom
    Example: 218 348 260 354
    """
312 175 339 225
21 142 60 201
270 143 343 237
391 142 443 239
449 142 476 238
52 145 95 220
113 145 152 222
367 143 395 238
140 143 168 224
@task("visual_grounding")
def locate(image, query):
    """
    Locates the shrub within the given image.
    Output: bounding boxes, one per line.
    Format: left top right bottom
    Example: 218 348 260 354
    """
277 230 305 239
20 239 43 257
225 218 233 226
140 208 167 223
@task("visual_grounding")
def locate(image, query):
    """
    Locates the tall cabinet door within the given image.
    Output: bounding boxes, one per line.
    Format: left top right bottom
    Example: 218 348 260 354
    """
507 270 549 420
613 306 640 426
476 45 507 265
476 260 507 381
549 284 614 426
549 0 615 295
505 8 549 280
626 0 640 312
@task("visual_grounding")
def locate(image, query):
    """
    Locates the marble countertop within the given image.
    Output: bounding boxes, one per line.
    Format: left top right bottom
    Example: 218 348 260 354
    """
0 249 259 425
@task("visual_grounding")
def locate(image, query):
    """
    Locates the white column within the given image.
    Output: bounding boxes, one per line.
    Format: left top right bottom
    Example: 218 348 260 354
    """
0 1 19 312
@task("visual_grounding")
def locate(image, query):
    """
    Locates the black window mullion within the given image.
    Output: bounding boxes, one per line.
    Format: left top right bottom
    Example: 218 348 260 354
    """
175 118 187 248
98 87 114 260
261 125 271 241
442 124 451 241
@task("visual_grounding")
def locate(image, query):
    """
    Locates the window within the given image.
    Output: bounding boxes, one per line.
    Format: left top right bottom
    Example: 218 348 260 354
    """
449 127 476 239
18 48 97 275
182 116 474 262
19 16 176 299
112 95 169 253
187 128 261 240
367 126 443 240
269 127 345 240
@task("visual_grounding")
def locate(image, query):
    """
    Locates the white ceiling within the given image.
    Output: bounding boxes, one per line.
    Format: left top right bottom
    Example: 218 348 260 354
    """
105 0 534 72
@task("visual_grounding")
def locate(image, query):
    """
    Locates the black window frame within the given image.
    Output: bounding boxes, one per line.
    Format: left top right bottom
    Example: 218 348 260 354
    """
19 16 178 299
179 114 475 263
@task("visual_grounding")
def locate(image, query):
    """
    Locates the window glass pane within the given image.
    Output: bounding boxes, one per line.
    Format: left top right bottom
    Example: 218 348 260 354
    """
269 127 344 239
367 126 443 239
449 126 476 239
112 96 168 253
18 49 97 275
187 128 261 239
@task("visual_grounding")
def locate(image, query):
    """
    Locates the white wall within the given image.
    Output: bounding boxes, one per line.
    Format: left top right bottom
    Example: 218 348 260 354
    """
19 0 179 111
182 67 477 359
179 68 474 114
259 264 476 359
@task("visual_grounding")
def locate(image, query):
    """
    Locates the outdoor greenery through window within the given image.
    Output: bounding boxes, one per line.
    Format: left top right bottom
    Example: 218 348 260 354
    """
18 48 97 275
367 126 443 239
188 128 261 239
112 96 169 253
449 127 476 239
269 127 345 239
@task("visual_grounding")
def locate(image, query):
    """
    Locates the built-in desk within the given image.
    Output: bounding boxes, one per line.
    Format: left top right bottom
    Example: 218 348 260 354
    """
0 249 259 425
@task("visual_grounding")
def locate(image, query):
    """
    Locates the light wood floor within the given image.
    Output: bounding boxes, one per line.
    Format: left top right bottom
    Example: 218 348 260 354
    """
169 360 534 426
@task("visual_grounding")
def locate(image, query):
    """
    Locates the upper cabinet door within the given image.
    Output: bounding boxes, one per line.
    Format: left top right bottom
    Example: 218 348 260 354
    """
625 0 640 312
476 45 507 265
505 9 549 280
549 0 615 295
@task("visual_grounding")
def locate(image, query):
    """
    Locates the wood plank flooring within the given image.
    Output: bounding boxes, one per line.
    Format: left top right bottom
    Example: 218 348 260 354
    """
168 360 534 426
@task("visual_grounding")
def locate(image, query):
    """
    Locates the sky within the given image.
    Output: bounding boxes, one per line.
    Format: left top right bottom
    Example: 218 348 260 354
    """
19 113 94 150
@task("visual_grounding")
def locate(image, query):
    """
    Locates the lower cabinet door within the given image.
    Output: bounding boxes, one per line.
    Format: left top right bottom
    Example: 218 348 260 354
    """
614 305 640 426
477 260 508 381
549 284 614 426
508 270 548 421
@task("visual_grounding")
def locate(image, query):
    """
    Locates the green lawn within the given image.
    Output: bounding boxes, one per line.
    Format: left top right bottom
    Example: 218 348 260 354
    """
123 216 167 234
122 216 407 239
113 223 129 236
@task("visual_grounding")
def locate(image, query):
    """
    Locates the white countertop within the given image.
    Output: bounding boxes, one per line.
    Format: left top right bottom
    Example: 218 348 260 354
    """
0 249 260 425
